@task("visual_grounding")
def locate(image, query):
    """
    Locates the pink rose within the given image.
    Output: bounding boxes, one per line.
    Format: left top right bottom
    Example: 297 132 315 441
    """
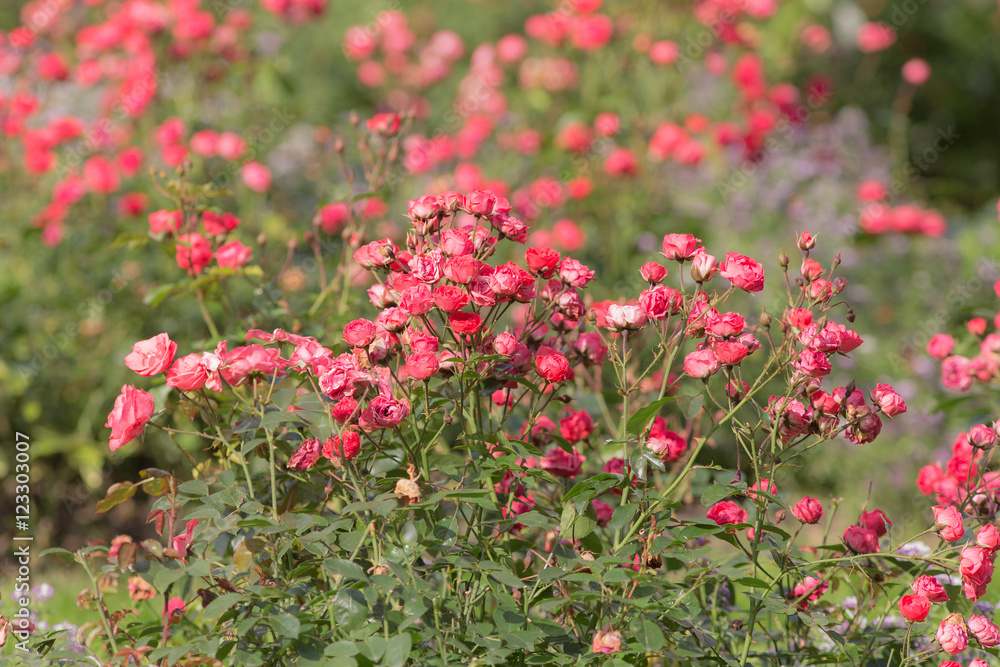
149 209 182 235
843 525 879 554
125 333 177 377
590 629 622 654
343 319 376 348
639 285 681 320
933 505 964 542
936 615 968 655
175 233 212 275
977 524 1000 551
960 545 994 600
492 333 518 358
968 614 1000 647
897 594 930 622
443 255 480 284
541 446 585 478
449 311 483 335
941 355 973 391
911 574 949 602
559 257 595 287
405 351 439 380
241 161 272 192
105 385 155 451
871 383 906 417
646 431 687 463
684 349 719 379
860 509 891 537
361 396 411 429
661 233 701 261
718 252 764 292
927 333 955 359
639 261 667 284
288 439 321 471
165 353 208 391
216 240 251 269
792 497 822 524
707 500 747 526
353 238 398 269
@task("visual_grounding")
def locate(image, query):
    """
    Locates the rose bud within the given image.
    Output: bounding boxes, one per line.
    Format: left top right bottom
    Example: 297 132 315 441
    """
792 497 823 525
897 594 930 622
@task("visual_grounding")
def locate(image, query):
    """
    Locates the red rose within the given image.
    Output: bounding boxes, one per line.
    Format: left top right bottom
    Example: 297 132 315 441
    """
323 430 361 461
707 500 747 526
897 594 930 622
175 233 212 275
526 247 561 277
792 497 822 524
536 351 574 383
559 409 594 443
449 311 483 335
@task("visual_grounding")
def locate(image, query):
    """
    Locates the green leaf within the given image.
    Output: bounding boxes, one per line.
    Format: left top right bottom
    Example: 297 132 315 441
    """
144 282 180 308
384 634 412 667
324 642 359 657
332 589 367 632
96 481 138 514
625 396 676 438
323 558 370 583
676 391 704 419
202 593 244 619
632 618 664 651
39 547 75 564
609 504 638 533
701 482 737 508
270 612 301 638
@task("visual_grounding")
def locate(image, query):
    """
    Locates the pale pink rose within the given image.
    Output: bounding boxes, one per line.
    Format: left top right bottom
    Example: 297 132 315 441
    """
241 161 272 192
968 614 1000 647
933 505 965 542
684 349 719 378
590 629 622 654
936 615 968 655
871 383 906 417
605 304 647 332
960 545 995 600
125 333 177 376
105 385 155 451
977 524 1000 551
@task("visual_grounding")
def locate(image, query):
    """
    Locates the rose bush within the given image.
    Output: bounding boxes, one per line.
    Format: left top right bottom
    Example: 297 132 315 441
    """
2 0 1000 665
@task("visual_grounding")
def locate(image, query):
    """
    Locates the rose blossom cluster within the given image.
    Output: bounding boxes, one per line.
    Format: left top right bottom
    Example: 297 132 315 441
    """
842 508 891 554
150 204 253 275
4 0 258 245
917 429 1000 509
927 317 1000 393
